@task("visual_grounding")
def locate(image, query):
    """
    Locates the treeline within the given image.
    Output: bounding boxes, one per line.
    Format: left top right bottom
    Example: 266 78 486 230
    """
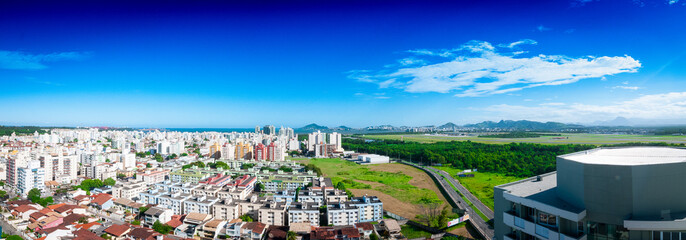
0 126 48 136
343 139 684 178
478 132 561 138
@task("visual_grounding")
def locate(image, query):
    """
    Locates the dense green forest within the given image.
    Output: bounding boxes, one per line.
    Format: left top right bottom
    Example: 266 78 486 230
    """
343 139 682 177
0 126 48 136
478 132 561 138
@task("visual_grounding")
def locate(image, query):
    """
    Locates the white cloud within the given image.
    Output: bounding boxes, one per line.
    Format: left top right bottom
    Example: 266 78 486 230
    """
536 25 552 32
540 102 566 106
0 50 91 70
349 40 641 97
498 39 538 49
613 86 640 90
398 57 427 66
483 92 686 123
668 0 679 5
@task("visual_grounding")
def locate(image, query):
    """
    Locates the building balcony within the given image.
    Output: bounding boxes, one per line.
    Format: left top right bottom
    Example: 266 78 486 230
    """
503 212 585 240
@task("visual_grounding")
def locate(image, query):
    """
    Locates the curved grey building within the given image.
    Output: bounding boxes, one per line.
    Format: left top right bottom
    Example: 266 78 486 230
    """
495 147 686 240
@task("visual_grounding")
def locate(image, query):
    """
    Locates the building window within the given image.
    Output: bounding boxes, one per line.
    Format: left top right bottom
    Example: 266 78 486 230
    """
538 211 557 227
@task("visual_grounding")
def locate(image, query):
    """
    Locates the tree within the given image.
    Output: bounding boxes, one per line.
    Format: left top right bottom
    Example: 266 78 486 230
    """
104 178 116 186
255 182 265 192
117 173 127 179
131 220 141 225
370 233 379 240
0 190 8 200
287 231 297 240
239 214 253 222
139 206 150 215
28 188 41 202
154 153 164 162
181 153 188 156
146 163 152 168
105 159 111 163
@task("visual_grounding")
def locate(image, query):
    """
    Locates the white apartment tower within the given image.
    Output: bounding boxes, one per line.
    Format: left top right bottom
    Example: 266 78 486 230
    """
17 160 45 196
328 132 343 152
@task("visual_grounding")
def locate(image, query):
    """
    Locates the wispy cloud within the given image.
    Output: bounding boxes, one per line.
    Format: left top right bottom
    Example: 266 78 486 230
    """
0 50 92 70
483 92 686 122
613 85 640 90
497 39 537 49
349 40 641 97
536 25 552 32
668 0 679 5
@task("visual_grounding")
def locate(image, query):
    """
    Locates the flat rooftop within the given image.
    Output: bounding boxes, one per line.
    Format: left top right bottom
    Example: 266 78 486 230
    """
498 172 584 214
561 147 686 166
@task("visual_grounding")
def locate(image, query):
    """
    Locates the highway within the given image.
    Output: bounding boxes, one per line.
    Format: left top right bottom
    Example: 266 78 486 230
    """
402 161 494 240
428 167 495 220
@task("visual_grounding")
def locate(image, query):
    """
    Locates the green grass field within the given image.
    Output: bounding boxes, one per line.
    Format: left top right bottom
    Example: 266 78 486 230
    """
293 157 442 204
360 133 686 145
434 166 522 210
401 225 433 239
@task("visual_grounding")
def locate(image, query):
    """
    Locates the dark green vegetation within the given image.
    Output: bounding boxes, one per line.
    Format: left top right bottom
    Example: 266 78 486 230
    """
344 139 683 178
28 188 53 207
73 178 115 191
182 161 206 170
152 220 174 234
478 132 561 138
0 126 48 136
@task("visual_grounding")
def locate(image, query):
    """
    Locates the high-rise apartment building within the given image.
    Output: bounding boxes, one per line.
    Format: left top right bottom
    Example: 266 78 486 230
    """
329 132 343 152
17 160 45 196
254 143 266 161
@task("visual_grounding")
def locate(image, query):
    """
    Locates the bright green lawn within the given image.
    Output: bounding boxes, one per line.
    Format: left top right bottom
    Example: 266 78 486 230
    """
434 166 522 210
294 157 442 204
361 133 686 145
401 225 433 239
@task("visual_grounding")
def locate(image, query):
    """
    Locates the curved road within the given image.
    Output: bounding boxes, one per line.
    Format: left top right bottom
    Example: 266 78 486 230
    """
402 162 494 240
429 167 495 220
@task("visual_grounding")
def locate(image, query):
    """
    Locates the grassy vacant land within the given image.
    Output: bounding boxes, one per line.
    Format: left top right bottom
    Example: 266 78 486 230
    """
434 166 522 210
293 158 449 220
434 166 522 209
401 225 433 239
360 133 686 145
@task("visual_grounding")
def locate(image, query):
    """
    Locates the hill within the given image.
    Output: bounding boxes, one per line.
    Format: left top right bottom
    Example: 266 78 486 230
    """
463 120 583 131
296 123 329 132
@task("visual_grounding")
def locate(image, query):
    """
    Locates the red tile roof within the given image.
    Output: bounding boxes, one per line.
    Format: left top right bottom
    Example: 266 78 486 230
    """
14 205 36 213
243 222 267 234
92 194 113 206
47 203 66 210
355 222 374 231
73 228 106 240
54 204 78 214
104 224 131 237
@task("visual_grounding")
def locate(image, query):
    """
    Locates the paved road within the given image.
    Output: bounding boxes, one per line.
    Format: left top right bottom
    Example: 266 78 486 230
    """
402 162 494 240
428 167 495 220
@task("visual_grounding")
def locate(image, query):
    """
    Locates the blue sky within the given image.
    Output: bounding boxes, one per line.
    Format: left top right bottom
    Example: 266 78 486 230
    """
1 0 686 128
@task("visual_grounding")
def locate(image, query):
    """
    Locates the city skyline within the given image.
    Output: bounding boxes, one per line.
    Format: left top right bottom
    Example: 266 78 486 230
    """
2 0 686 128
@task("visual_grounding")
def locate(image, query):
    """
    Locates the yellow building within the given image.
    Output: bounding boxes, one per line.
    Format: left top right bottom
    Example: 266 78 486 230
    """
235 142 253 160
209 142 221 158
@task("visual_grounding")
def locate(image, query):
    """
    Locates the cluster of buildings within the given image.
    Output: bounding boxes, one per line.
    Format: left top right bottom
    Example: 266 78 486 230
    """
0 127 393 240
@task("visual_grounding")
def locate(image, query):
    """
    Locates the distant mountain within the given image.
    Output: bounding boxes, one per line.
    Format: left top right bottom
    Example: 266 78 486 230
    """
438 122 459 129
332 125 353 131
592 117 633 126
463 120 583 131
296 123 329 132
